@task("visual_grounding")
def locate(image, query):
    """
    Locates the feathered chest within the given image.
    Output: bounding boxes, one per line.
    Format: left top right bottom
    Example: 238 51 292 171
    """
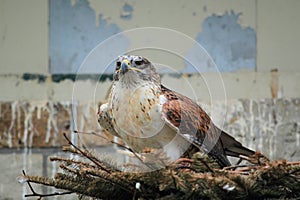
109 81 165 139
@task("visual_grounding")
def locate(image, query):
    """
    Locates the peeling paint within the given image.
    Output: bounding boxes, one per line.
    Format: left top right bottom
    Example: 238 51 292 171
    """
49 0 129 74
120 3 133 20
186 11 256 72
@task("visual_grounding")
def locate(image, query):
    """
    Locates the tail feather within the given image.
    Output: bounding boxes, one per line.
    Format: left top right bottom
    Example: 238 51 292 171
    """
208 150 231 167
220 130 255 158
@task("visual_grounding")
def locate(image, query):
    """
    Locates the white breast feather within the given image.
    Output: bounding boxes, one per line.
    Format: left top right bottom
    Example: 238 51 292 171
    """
109 80 192 162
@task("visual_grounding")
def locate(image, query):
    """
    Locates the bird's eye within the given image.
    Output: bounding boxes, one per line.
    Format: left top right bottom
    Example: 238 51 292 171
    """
134 60 143 66
116 61 121 69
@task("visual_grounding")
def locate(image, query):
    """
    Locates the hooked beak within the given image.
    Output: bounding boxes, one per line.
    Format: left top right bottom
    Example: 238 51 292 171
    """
120 59 131 74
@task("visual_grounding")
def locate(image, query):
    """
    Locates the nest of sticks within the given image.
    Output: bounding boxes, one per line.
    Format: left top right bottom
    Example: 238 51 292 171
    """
19 133 300 200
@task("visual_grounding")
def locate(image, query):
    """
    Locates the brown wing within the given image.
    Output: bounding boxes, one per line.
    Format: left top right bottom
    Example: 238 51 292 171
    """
161 85 255 167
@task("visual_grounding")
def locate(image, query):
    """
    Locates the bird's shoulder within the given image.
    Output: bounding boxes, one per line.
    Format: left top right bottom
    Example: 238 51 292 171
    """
160 84 211 130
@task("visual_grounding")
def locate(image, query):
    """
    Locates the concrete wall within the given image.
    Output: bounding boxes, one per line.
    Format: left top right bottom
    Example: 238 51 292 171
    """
0 1 300 198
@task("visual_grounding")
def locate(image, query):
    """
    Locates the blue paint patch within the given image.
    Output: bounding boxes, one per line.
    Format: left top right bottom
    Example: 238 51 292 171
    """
185 11 256 72
50 0 129 74
120 3 133 20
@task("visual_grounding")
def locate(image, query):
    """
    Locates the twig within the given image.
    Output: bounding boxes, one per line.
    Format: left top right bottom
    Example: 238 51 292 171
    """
63 132 137 194
223 164 253 171
286 161 300 165
82 168 135 193
174 158 193 164
50 156 95 168
63 132 111 173
74 130 156 170
271 167 300 183
193 154 216 173
175 166 197 172
59 164 80 175
22 170 73 199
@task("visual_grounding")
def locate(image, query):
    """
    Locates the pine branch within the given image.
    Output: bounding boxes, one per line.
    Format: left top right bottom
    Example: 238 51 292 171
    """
19 131 300 199
63 132 112 173
22 170 74 199
74 130 156 170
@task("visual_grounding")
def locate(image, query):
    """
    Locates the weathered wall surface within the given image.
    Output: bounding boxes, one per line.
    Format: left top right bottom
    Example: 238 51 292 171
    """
1 0 299 100
1 99 300 162
216 99 300 162
1 0 300 198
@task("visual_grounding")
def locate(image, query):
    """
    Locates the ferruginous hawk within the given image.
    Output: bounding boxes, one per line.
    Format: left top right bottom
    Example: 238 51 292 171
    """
98 55 255 167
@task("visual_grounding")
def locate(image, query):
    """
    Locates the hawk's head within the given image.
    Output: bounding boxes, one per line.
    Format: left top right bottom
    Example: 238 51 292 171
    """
113 55 161 86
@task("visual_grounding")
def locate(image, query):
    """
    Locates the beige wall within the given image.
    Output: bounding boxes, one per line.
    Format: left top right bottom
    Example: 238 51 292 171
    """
0 0 48 74
0 0 300 101
257 0 300 72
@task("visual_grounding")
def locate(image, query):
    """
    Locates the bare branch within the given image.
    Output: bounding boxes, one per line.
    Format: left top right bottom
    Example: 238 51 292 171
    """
63 132 111 173
74 130 156 170
22 170 73 199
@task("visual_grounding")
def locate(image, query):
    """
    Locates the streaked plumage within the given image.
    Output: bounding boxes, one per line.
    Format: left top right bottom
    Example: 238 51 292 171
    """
98 55 255 167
